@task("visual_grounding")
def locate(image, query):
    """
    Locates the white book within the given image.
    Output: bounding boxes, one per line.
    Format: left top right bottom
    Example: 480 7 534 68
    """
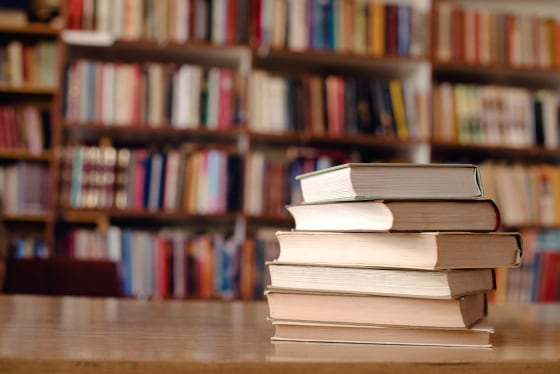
107 226 122 262
206 68 221 129
244 152 265 215
111 0 125 39
95 0 111 33
172 65 189 128
175 0 190 42
288 0 307 51
7 41 23 86
148 63 164 126
212 0 226 44
248 71 266 131
265 76 287 133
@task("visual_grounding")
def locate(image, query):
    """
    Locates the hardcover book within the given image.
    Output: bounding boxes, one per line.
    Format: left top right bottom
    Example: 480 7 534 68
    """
296 163 483 203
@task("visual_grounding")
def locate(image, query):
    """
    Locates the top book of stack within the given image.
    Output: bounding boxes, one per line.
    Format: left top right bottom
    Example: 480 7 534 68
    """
296 163 483 203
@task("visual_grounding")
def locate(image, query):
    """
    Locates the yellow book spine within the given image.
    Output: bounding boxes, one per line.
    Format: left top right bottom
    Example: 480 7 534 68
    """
371 2 385 56
389 80 408 140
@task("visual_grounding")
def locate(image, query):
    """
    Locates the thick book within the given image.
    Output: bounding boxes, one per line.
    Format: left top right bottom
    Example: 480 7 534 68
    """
266 289 486 328
268 264 495 299
271 319 493 347
275 231 522 270
296 163 483 203
286 199 500 232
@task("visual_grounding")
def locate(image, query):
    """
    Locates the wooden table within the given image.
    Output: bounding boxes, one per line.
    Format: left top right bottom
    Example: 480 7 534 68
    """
0 295 559 373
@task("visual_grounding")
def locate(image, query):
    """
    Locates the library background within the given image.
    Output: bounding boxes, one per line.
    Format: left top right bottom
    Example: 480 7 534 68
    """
0 0 558 302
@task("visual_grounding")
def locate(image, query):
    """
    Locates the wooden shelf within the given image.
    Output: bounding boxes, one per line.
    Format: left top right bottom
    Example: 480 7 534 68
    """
0 85 56 95
64 36 250 68
248 131 428 150
60 208 241 224
3 212 52 223
245 214 293 227
255 48 429 76
0 150 51 162
61 122 244 146
433 61 560 88
0 22 60 36
431 141 560 162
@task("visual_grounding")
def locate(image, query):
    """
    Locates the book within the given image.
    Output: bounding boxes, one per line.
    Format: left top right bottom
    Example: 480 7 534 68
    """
296 163 483 203
275 231 522 270
286 198 500 232
271 319 493 347
266 289 486 328
268 264 495 299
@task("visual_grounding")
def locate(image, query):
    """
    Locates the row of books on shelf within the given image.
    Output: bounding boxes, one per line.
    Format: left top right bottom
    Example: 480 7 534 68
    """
256 0 427 57
492 228 560 303
0 106 50 153
0 41 57 88
480 162 560 227
436 2 560 68
64 60 246 129
66 0 250 45
59 145 242 213
8 235 49 259
249 71 429 139
244 148 352 216
433 83 560 148
58 227 279 300
0 162 50 215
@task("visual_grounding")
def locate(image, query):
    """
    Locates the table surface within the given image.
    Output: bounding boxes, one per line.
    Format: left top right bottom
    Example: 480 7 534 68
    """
0 295 559 373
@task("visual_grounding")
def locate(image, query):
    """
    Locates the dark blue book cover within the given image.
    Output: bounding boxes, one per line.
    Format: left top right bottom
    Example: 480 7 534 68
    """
142 152 153 209
398 5 411 56
120 230 133 296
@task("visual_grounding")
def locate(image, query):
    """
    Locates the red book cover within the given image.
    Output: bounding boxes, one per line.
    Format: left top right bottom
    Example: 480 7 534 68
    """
226 0 236 44
474 10 481 64
218 70 234 129
250 0 262 46
68 0 84 30
155 236 170 299
0 108 5 148
385 4 398 56
542 252 560 301
131 149 147 211
451 7 465 62
336 77 345 136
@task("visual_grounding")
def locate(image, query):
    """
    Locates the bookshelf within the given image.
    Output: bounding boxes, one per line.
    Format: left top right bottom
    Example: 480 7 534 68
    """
2 0 559 301
0 13 60 260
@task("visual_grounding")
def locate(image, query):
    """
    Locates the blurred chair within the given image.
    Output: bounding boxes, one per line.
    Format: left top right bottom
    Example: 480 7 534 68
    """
2 258 122 297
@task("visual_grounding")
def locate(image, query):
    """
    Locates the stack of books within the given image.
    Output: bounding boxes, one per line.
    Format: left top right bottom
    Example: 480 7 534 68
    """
266 163 523 347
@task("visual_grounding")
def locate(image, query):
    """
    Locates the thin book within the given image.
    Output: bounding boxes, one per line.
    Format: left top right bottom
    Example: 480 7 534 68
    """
271 319 494 347
266 289 487 328
296 163 483 203
286 199 500 232
268 263 495 299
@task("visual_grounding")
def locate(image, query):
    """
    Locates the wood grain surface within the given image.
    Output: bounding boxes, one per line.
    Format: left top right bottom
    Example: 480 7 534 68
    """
0 295 559 373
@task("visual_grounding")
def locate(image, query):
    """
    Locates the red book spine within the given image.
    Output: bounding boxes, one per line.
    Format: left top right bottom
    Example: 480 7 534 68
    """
218 70 233 129
474 10 481 64
68 0 84 30
385 5 398 56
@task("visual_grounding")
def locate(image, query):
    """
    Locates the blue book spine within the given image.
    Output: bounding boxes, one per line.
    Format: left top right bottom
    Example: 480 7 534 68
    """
121 230 133 296
157 152 167 209
397 5 411 56
142 152 152 209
